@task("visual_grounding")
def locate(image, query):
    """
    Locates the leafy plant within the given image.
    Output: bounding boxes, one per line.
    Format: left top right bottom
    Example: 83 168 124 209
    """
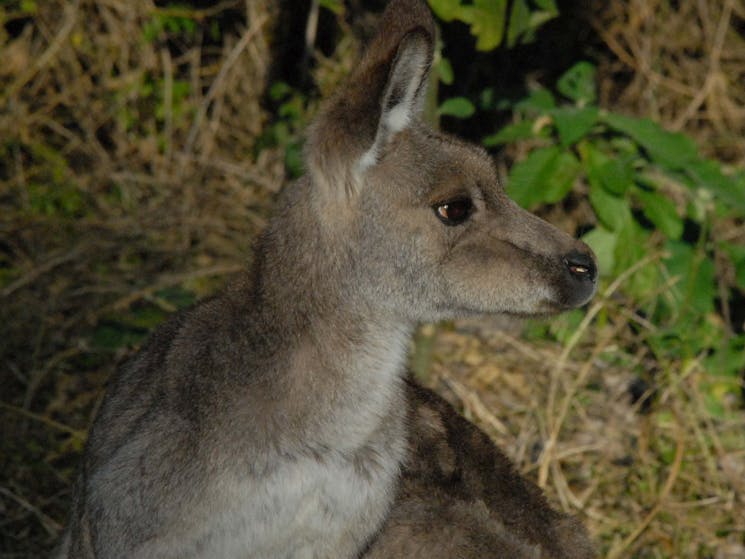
430 1 559 128
318 0 344 15
428 0 558 50
486 61 745 414
258 81 313 179
438 96 476 118
142 5 199 43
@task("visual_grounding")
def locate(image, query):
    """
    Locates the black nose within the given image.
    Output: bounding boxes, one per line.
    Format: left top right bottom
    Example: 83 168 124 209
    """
564 250 597 283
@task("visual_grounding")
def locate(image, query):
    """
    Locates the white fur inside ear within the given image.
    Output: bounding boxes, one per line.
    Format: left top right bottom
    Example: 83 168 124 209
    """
357 101 414 173
384 103 412 133
356 33 430 175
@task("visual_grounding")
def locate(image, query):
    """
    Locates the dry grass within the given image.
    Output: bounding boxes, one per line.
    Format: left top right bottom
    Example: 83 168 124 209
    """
590 0 745 166
1 1 744 558
425 299 745 557
0 0 285 554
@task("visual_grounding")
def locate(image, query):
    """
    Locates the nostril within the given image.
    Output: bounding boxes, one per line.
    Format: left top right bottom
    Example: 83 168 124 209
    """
564 250 597 282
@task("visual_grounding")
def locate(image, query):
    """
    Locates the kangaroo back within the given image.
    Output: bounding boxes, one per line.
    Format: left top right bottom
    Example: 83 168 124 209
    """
364 381 596 558
58 1 597 557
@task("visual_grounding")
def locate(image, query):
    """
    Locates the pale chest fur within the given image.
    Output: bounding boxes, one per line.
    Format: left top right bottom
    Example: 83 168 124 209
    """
163 327 412 559
193 446 404 559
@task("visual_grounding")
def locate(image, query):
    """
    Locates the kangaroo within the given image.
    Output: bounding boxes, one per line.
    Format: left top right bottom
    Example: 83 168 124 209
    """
57 0 598 557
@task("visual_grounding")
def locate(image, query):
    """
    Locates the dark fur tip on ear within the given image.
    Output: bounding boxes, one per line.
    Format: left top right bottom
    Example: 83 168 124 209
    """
382 0 436 38
365 0 436 70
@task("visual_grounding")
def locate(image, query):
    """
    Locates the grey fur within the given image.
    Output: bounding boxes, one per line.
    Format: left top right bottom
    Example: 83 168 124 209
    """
57 0 598 557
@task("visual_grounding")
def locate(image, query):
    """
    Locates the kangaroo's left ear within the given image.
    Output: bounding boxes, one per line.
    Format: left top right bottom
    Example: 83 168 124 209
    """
358 30 432 172
305 0 435 203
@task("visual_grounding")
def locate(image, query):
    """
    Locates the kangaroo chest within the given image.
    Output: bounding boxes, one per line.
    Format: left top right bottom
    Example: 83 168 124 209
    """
187 333 411 559
202 441 404 559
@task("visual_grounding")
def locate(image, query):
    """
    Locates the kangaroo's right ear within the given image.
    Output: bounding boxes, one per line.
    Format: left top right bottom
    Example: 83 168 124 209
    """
305 0 435 206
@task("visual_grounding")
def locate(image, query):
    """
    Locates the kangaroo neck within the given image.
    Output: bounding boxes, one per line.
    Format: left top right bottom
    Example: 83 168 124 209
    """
252 180 409 336
240 185 413 447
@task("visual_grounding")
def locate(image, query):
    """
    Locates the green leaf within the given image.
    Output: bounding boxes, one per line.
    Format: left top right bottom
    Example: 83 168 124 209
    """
582 226 616 276
508 147 559 208
542 151 581 202
126 306 168 330
608 136 641 158
269 81 291 101
155 286 196 309
515 88 556 113
589 181 630 232
579 140 608 176
91 321 147 350
549 308 585 345
664 241 715 315
528 8 558 29
635 187 683 239
614 218 656 296
506 0 558 47
599 157 635 196
686 159 745 213
534 0 558 12
437 97 476 118
507 146 580 209
469 0 508 51
723 243 745 290
427 0 466 21
551 106 598 146
20 0 38 13
506 0 530 48
702 376 742 418
285 140 305 179
319 0 344 15
704 336 745 379
482 121 536 146
602 113 698 169
449 0 510 51
530 0 559 34
479 87 497 110
556 62 596 105
580 142 633 197
699 328 745 417
436 56 454 85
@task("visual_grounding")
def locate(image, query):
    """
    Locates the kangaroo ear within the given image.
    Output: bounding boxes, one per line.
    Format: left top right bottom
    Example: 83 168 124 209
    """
305 0 435 203
358 31 432 171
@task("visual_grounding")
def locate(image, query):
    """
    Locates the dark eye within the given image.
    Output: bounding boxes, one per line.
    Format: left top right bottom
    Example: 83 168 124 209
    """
433 198 473 226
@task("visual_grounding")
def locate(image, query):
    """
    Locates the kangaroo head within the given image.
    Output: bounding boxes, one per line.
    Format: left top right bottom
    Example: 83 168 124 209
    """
301 0 597 323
